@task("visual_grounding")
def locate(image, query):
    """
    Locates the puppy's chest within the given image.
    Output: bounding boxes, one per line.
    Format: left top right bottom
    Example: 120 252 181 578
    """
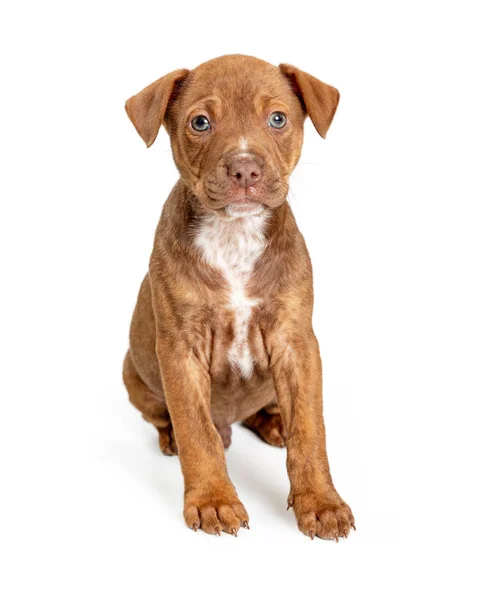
194 213 269 379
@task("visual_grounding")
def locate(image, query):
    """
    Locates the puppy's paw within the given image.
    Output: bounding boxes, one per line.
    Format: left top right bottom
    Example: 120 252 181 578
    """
290 491 355 541
184 485 249 536
156 424 178 456
243 409 286 448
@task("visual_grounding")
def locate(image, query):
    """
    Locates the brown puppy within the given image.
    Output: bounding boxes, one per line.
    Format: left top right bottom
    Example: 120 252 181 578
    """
123 54 355 540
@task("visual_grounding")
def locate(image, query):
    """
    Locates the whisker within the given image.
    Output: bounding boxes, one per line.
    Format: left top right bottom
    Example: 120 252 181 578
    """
290 173 314 195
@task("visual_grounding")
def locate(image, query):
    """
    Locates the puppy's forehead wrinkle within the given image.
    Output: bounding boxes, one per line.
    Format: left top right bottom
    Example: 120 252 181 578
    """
186 95 223 117
184 62 290 108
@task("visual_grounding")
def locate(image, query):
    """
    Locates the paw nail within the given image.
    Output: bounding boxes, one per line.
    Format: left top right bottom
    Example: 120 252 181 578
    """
231 528 237 537
215 527 221 536
242 521 250 529
309 530 315 540
192 523 198 532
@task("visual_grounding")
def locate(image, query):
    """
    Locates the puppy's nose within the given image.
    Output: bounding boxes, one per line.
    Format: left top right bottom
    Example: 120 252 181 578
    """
227 157 262 188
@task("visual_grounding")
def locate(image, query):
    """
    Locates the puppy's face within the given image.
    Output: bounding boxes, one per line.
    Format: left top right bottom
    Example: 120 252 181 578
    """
168 56 305 218
126 55 339 218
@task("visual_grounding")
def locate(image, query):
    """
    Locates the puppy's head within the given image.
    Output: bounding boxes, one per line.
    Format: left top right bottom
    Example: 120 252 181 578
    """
126 55 339 218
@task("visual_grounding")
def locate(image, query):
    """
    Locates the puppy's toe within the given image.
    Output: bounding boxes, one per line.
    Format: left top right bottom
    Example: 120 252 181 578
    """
217 504 241 535
199 506 223 535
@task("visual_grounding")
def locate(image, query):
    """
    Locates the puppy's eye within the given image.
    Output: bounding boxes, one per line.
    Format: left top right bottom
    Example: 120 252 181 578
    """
268 111 287 129
191 115 211 132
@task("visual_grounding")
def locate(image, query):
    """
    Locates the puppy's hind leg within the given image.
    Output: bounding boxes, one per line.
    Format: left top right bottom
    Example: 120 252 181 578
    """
242 401 286 448
122 350 177 456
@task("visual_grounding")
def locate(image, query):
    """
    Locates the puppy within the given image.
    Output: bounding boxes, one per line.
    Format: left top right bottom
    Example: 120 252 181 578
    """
123 54 354 540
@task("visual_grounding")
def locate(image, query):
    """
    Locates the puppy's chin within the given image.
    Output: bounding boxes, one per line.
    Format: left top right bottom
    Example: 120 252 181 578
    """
197 189 267 219
222 202 265 220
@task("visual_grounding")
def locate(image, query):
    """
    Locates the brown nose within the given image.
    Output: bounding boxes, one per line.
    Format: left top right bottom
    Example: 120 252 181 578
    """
227 157 262 188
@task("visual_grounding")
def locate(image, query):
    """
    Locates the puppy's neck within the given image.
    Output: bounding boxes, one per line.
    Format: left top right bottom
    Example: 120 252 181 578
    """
159 179 294 259
194 208 270 266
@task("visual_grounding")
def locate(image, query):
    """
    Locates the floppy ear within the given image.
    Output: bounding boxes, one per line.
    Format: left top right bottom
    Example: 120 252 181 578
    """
279 63 340 139
125 69 190 148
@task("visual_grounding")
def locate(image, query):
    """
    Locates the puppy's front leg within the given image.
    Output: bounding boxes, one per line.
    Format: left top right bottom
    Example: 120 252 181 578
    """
270 331 355 540
157 340 248 536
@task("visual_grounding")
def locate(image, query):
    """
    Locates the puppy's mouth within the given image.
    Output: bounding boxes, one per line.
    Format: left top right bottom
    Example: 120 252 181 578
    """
201 176 287 216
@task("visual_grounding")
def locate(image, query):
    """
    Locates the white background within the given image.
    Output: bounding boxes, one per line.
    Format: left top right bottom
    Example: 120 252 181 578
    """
1 1 478 598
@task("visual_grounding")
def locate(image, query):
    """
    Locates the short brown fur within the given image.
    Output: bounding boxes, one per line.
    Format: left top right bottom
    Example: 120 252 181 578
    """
123 54 354 540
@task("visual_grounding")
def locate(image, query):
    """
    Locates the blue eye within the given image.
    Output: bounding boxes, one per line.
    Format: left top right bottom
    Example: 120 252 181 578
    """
191 115 211 131
269 111 287 129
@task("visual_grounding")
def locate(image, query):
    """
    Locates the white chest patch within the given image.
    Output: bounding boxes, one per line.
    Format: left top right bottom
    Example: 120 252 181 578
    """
194 211 269 378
